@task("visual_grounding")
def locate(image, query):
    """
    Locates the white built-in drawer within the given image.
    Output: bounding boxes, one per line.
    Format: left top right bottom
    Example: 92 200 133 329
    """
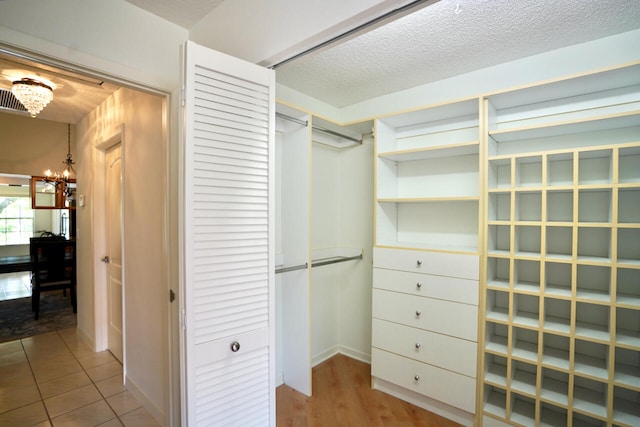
372 348 476 413
373 267 478 305
372 289 477 341
372 318 477 378
373 247 478 280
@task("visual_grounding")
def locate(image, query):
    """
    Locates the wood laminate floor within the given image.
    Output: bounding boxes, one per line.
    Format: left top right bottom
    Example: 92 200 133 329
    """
276 354 462 427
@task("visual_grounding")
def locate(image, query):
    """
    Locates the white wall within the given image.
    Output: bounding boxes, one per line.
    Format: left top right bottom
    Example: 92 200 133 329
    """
76 87 166 421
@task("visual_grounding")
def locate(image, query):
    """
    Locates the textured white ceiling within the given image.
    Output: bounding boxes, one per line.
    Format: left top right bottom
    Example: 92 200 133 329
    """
275 0 640 107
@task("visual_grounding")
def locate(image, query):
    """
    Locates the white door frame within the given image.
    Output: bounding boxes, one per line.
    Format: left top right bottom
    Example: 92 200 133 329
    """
93 126 125 357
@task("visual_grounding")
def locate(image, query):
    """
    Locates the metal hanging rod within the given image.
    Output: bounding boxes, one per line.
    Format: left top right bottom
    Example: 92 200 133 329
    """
311 253 363 268
275 262 308 274
269 0 436 69
276 112 362 144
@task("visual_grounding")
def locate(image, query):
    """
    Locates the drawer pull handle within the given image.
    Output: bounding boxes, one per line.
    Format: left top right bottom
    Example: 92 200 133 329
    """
416 260 422 266
415 310 422 316
230 341 241 352
415 343 421 349
414 375 420 381
416 282 422 289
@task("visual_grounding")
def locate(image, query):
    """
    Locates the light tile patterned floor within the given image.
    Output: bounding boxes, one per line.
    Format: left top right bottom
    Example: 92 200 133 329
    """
0 328 161 426
0 272 31 301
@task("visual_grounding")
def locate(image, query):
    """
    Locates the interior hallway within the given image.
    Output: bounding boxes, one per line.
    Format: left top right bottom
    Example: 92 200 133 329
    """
0 328 159 426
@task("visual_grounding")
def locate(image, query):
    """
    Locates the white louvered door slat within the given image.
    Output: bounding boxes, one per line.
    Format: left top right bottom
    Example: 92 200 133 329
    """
183 41 275 427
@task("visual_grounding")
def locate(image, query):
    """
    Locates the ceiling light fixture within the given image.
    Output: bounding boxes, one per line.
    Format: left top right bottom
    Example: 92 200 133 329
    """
11 77 53 117
44 124 76 197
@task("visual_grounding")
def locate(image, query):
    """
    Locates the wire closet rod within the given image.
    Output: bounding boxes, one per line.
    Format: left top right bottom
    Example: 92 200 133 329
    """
276 112 362 144
275 253 363 274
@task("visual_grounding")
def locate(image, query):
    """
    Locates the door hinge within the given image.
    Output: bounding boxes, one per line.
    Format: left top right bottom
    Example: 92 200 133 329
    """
169 289 175 303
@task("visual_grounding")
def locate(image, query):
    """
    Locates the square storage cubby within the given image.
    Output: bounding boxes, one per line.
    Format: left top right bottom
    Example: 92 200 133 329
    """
573 376 608 419
485 321 509 355
572 412 606 427
619 146 640 184
547 152 574 187
578 149 613 185
483 385 507 419
489 192 512 221
514 259 540 292
544 262 572 298
576 265 611 303
617 228 640 265
486 290 510 323
576 302 610 342
487 257 511 289
616 268 640 307
578 189 612 223
510 393 536 426
484 354 508 387
545 226 572 260
574 339 609 381
516 191 542 221
489 158 512 189
540 403 568 427
511 360 537 397
488 225 511 255
515 225 541 256
542 333 570 371
577 227 612 262
540 368 569 406
616 308 640 349
613 386 640 426
614 347 640 389
544 298 571 335
513 294 540 328
512 327 539 363
618 188 640 224
547 190 573 222
516 156 543 188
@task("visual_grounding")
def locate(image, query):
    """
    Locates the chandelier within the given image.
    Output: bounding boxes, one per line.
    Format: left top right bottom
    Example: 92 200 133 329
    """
11 78 54 117
44 124 76 197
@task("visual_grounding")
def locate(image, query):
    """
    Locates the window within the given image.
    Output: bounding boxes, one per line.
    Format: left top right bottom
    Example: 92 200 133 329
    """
0 195 34 245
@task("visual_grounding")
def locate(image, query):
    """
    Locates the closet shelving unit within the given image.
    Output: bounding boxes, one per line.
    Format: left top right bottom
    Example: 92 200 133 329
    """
372 98 482 426
480 62 640 427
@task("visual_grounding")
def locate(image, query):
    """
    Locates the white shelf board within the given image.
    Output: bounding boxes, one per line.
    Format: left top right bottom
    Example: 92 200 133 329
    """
540 377 569 406
572 385 608 419
376 241 478 255
486 308 509 323
613 398 640 427
544 285 572 299
617 328 640 349
513 312 540 329
617 258 640 268
485 337 509 355
542 347 570 371
576 290 611 304
378 140 479 161
511 370 537 397
484 364 508 387
512 341 538 363
614 363 640 390
574 352 609 382
377 196 480 203
575 321 611 343
489 111 640 143
544 316 571 335
487 279 510 291
616 293 640 308
513 281 540 294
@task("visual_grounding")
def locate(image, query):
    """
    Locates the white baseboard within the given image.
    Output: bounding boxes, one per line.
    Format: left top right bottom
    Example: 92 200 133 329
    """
125 375 165 426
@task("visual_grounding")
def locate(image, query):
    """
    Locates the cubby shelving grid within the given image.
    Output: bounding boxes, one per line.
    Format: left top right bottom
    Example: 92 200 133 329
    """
479 61 640 427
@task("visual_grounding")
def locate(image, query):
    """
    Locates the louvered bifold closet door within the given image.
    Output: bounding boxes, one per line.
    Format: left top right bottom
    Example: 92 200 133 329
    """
183 41 275 427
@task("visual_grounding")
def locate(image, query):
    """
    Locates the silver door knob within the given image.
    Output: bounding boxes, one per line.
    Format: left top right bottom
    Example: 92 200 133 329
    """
416 282 422 289
414 375 420 381
415 343 421 349
416 260 422 266
415 310 422 316
230 341 240 352
101 256 110 263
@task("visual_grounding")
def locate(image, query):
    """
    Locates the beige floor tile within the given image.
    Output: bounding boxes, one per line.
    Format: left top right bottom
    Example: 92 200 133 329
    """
0 383 41 414
95 375 126 398
0 360 36 390
77 351 118 370
51 400 117 427
119 406 161 427
97 418 124 427
0 340 23 357
0 401 49 426
85 361 122 382
38 370 92 399
105 391 142 416
0 348 27 367
44 383 102 418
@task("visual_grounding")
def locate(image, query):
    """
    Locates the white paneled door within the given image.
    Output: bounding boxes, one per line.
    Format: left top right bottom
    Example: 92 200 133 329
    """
182 41 276 426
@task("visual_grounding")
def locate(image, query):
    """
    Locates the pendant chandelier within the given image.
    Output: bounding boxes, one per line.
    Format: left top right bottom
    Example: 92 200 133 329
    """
44 124 76 196
11 78 54 118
